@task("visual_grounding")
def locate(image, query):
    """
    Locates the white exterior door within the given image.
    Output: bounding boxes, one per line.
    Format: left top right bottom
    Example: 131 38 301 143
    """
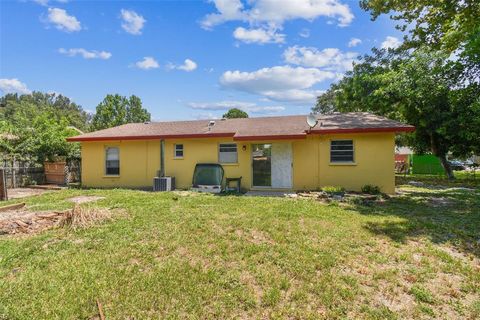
271 143 292 189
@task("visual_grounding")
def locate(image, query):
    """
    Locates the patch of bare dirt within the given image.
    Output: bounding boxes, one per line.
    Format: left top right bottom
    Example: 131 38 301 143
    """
68 196 105 204
240 270 263 304
372 282 416 315
437 245 480 267
172 191 202 197
235 229 275 245
6 188 50 199
174 246 212 271
340 237 480 319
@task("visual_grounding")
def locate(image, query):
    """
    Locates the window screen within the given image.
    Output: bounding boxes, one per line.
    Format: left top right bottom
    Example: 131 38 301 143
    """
174 144 184 158
330 140 354 163
219 143 238 163
105 147 120 175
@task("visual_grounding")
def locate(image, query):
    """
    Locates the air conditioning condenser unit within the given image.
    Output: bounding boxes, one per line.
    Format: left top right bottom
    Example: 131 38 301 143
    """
153 176 175 191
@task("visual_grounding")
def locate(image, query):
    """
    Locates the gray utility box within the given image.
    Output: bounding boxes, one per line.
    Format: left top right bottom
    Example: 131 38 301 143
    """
153 176 175 191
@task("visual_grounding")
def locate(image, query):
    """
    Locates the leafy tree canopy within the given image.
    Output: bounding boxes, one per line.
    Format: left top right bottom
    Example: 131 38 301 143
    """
360 0 480 80
314 49 480 179
315 1 480 179
0 92 90 162
91 94 151 130
0 91 90 132
222 108 249 119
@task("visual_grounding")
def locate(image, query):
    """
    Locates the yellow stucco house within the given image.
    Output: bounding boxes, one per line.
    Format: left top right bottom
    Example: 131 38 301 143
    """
67 112 414 194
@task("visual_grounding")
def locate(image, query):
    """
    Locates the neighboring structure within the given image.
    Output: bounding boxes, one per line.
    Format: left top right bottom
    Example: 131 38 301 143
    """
394 146 413 173
67 113 415 194
410 154 444 175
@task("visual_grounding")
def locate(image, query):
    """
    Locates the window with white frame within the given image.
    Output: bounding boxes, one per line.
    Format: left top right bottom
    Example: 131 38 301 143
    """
174 144 184 158
105 147 120 175
330 140 354 163
219 143 238 163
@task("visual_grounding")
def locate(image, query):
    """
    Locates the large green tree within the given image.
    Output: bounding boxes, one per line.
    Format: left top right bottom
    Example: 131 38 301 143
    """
315 1 480 179
314 49 480 179
91 94 151 130
0 92 90 132
29 113 81 161
222 108 248 119
0 111 81 163
360 0 480 80
0 92 89 162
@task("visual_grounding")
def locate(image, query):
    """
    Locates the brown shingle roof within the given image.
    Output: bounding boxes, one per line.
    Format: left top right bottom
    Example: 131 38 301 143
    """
67 112 414 142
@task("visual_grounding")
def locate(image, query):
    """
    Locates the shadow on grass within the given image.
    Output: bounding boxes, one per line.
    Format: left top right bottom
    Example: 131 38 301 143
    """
353 185 480 258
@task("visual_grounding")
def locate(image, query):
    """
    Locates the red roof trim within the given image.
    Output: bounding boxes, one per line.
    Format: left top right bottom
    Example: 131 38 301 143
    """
233 134 306 141
67 132 235 142
308 126 415 134
67 126 415 142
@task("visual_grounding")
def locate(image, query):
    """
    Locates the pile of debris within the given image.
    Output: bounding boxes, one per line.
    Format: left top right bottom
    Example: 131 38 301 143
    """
0 203 112 235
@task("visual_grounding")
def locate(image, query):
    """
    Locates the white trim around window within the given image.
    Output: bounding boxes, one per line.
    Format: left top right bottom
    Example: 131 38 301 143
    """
218 143 238 164
174 144 184 159
105 146 120 176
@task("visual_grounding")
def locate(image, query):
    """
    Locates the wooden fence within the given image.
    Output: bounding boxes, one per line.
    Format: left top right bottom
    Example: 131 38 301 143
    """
0 160 80 189
0 169 7 201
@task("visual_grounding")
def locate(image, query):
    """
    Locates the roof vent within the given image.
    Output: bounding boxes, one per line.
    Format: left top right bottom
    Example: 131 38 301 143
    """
144 121 150 124
207 120 216 131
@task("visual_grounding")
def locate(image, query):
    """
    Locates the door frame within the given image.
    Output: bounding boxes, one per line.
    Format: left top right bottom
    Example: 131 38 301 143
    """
250 142 293 190
251 143 272 189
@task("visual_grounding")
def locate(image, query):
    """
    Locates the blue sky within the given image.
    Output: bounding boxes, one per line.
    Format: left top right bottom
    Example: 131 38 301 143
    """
0 0 403 120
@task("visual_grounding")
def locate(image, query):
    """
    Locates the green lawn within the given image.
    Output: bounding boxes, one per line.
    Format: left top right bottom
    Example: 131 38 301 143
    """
1 183 479 319
397 171 480 188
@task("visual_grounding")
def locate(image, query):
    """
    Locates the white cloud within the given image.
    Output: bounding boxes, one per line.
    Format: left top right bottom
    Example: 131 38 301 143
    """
299 28 310 38
46 8 81 32
192 112 220 120
220 65 334 104
201 0 247 29
283 46 357 72
187 100 285 113
381 36 401 49
348 37 361 47
168 59 198 72
34 0 69 6
58 48 112 59
120 9 146 35
178 59 197 72
34 0 50 5
260 89 324 103
201 0 354 29
221 66 333 91
0 78 31 95
135 57 159 70
233 26 285 44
